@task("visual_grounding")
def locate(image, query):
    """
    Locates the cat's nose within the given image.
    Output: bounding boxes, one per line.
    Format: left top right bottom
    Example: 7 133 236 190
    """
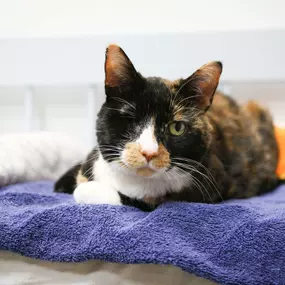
141 150 158 162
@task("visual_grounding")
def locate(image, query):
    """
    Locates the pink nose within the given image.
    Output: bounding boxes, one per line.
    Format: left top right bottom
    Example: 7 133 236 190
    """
141 150 158 162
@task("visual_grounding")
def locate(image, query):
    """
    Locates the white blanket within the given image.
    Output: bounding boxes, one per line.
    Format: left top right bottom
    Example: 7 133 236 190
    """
0 251 216 285
0 132 88 186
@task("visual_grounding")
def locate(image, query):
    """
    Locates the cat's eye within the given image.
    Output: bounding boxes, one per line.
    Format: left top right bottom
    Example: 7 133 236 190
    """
168 121 186 136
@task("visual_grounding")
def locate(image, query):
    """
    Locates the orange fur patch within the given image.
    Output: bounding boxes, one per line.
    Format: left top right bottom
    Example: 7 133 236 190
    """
151 143 170 169
76 170 88 185
174 112 183 121
124 143 146 168
161 78 180 93
123 142 170 176
244 100 266 118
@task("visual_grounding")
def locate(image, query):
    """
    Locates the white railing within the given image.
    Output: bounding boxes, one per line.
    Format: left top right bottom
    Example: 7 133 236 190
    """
18 84 101 147
1 80 284 148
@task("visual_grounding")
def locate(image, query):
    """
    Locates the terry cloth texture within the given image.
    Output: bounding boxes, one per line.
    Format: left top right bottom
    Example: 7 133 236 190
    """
0 181 285 285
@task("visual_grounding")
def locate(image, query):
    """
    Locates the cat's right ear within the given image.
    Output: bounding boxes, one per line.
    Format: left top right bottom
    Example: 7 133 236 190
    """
105 45 142 92
179 61 223 111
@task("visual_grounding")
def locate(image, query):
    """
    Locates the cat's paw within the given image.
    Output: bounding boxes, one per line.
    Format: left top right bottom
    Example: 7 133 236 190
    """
73 181 121 205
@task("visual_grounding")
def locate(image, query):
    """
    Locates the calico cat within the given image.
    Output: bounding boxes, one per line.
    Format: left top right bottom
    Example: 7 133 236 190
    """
54 44 279 211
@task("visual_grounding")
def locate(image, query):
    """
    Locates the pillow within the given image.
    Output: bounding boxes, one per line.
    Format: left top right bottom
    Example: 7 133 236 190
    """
275 126 285 179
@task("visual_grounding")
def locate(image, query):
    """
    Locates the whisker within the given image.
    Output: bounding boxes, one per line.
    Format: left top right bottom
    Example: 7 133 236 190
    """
173 165 211 202
169 166 208 202
81 166 94 178
104 107 135 118
172 162 213 202
172 157 223 201
111 97 136 110
174 94 204 110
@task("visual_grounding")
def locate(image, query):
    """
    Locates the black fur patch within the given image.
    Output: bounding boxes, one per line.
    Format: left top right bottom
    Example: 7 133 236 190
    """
81 148 99 181
54 164 81 194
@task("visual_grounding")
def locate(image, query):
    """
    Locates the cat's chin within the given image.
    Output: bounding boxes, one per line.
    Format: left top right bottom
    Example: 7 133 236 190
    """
135 167 166 178
136 167 156 177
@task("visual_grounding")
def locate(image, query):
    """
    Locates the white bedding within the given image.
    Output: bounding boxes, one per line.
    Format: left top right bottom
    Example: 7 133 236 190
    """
0 132 88 186
0 251 216 285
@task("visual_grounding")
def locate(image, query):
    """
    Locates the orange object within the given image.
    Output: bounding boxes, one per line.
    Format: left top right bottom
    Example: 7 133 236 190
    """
275 126 285 179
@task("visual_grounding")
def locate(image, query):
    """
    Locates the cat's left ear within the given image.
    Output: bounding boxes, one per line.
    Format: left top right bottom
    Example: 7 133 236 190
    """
181 61 223 111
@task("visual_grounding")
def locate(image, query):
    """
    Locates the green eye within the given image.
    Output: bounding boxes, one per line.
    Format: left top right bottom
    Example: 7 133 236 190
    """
168 121 186 136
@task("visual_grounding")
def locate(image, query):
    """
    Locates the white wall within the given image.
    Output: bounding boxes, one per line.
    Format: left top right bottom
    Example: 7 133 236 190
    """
0 0 284 146
0 30 285 146
0 0 285 37
0 30 285 85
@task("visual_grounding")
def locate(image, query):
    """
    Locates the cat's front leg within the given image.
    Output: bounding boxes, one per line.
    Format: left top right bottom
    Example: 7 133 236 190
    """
73 181 122 205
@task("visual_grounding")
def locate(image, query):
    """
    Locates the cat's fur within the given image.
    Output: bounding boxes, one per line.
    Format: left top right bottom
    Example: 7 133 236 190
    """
54 44 279 211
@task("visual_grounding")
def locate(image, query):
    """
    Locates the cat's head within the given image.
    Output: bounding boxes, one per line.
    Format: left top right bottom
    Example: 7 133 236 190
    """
96 44 222 178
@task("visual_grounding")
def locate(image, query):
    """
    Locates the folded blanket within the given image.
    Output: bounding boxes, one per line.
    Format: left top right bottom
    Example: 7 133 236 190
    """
1 181 285 285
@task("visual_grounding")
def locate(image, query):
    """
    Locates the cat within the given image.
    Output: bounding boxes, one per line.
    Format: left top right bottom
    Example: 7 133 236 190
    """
54 44 279 211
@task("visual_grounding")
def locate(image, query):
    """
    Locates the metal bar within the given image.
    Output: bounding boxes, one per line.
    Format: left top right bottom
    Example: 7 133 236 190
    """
24 86 34 131
87 85 96 147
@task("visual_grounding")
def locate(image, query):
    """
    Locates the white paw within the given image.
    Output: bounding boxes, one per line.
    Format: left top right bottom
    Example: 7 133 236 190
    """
73 181 121 205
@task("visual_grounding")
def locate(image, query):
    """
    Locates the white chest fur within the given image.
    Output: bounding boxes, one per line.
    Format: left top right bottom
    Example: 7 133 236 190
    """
74 154 190 205
94 154 190 199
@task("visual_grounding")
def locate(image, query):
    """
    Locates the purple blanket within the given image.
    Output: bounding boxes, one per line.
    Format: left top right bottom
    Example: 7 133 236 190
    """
0 181 285 285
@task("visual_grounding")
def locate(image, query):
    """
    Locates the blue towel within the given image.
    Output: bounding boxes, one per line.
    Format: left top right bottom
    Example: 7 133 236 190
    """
0 181 285 285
